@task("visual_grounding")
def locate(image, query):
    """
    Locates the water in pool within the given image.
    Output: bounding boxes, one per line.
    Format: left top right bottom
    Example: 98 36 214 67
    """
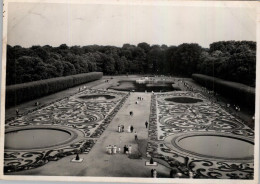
78 95 116 100
165 97 203 103
5 128 72 150
176 135 254 159
109 81 179 92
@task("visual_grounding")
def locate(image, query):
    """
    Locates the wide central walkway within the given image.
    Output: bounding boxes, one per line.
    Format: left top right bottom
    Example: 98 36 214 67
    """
13 92 170 177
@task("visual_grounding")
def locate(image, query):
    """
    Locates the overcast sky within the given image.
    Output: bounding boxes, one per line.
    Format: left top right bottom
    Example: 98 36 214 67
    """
7 1 256 48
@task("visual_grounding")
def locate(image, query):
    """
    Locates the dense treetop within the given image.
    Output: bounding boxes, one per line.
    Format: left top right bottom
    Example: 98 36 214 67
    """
7 41 256 87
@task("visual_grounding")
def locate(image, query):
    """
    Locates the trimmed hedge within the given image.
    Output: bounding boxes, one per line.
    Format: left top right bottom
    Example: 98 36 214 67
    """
192 74 255 110
6 72 103 107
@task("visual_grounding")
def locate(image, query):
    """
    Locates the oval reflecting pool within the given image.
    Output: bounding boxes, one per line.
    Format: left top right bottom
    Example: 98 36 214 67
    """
165 97 203 103
5 128 73 150
109 81 180 92
78 95 116 101
172 134 254 160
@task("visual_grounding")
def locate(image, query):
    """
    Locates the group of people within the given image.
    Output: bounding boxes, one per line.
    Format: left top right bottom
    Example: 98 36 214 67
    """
106 145 119 155
170 169 194 178
137 96 144 101
199 85 245 115
116 115 150 151
181 81 257 131
181 80 244 115
234 105 241 112
182 81 195 92
128 125 138 140
117 125 125 133
116 124 138 140
129 125 138 140
150 168 194 178
106 145 133 155
136 96 144 104
123 145 132 154
16 100 39 116
226 103 240 111
118 124 134 133
150 169 157 178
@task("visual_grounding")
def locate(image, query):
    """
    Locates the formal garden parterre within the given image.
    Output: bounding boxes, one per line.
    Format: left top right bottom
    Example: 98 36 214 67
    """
4 89 129 173
147 91 254 179
3 76 255 178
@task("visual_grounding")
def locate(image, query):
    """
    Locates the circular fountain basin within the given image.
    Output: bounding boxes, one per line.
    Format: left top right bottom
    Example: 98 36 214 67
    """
165 97 203 104
109 81 179 92
78 95 116 101
164 132 254 162
5 127 77 150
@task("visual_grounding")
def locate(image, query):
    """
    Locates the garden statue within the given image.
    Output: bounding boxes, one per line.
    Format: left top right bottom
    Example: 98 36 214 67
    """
75 153 80 161
150 157 154 164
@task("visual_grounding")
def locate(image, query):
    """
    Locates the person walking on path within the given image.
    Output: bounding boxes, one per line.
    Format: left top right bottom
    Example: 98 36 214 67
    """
145 121 148 128
16 109 19 116
153 169 157 178
170 169 177 178
134 131 138 140
130 125 134 133
123 145 127 154
151 169 154 177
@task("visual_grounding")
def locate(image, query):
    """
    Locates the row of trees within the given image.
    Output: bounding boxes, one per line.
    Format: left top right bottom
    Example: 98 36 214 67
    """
6 41 256 87
197 41 256 87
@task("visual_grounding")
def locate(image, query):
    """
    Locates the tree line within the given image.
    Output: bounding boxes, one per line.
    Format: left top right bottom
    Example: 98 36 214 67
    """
6 41 256 87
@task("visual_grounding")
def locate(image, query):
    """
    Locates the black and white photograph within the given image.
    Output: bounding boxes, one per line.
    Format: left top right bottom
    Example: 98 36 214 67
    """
0 0 259 183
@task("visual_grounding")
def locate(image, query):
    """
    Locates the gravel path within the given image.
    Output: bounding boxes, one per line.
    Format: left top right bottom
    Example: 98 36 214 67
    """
8 92 171 177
